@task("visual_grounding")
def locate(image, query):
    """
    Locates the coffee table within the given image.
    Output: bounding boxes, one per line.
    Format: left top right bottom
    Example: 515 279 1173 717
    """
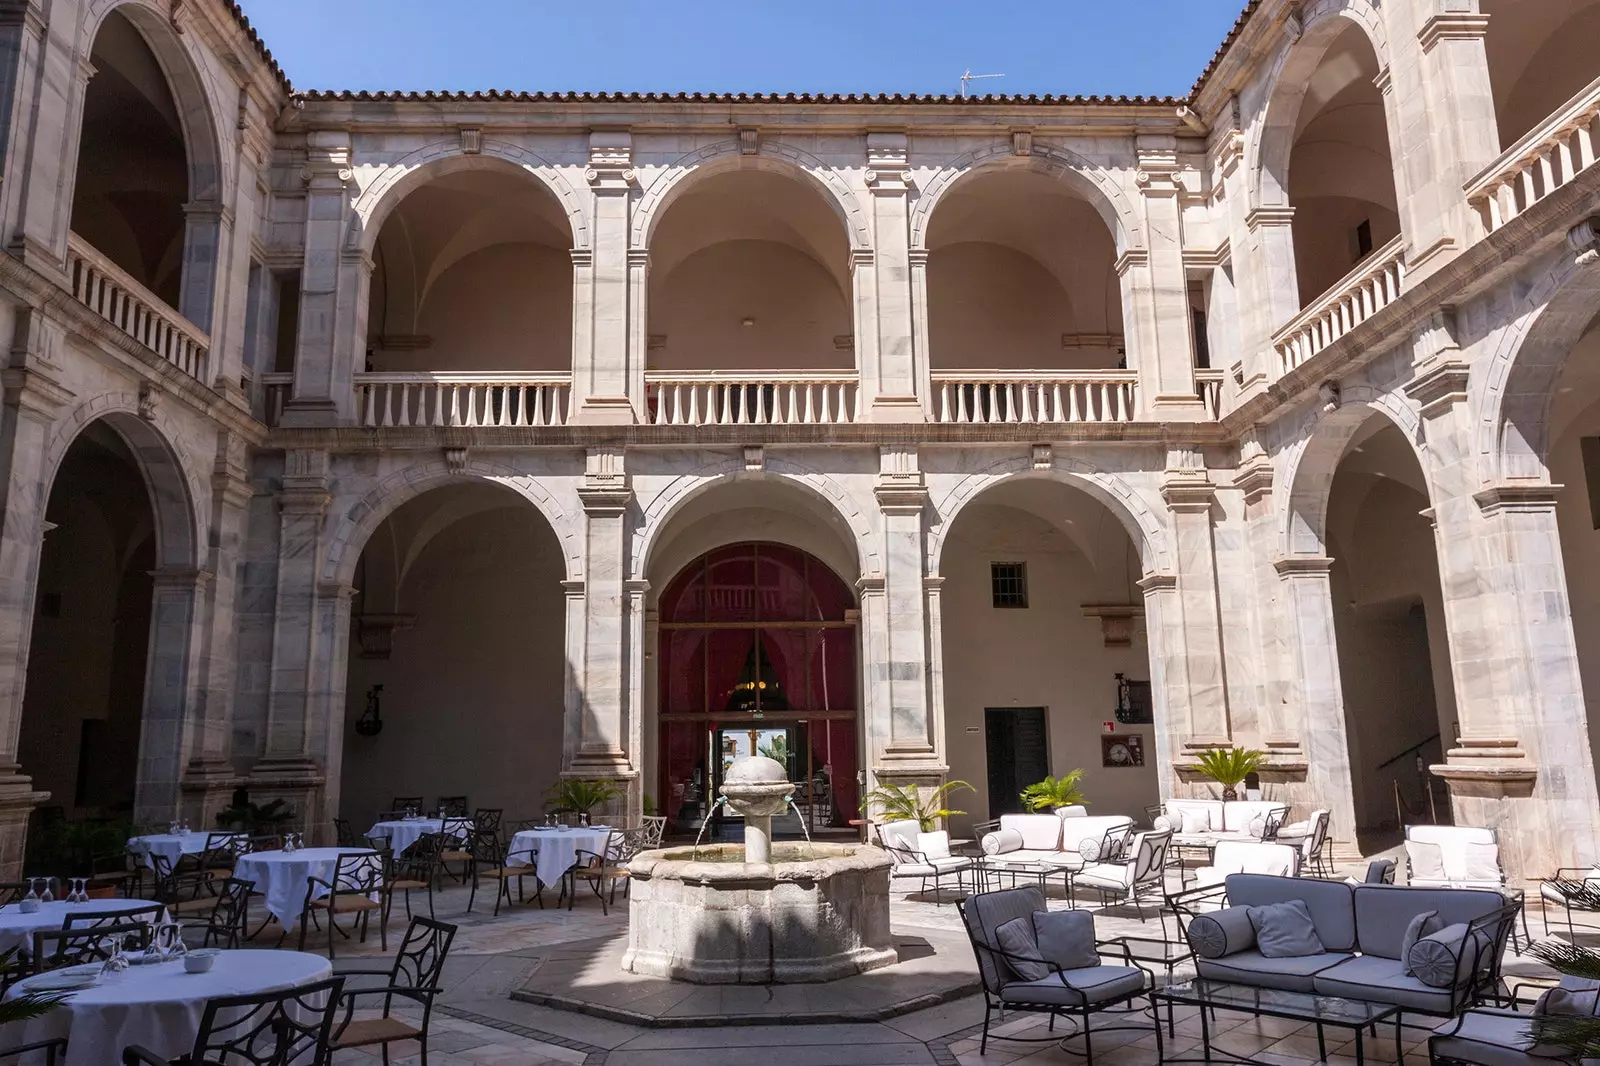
1151 978 1401 1066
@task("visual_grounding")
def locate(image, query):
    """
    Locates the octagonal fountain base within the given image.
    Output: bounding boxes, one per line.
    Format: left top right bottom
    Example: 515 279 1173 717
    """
620 841 898 984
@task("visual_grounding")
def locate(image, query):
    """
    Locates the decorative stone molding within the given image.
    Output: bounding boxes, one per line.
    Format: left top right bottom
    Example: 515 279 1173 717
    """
1161 476 1216 513
1245 206 1296 231
1258 736 1309 776
442 447 469 474
875 445 927 513
585 130 636 188
138 380 159 422
865 132 912 192
1473 482 1564 516
1080 603 1143 647
1011 129 1033 156
459 128 481 155
1418 13 1490 52
300 130 353 189
646 334 667 351
1134 147 1182 196
1405 360 1471 418
355 613 416 659
1031 443 1052 470
1272 555 1334 577
1569 218 1600 266
1372 67 1393 97
1432 737 1537 793
739 128 759 155
1284 0 1303 42
1136 573 1178 594
743 445 764 473
832 335 854 352
1318 380 1341 412
1112 248 1150 277
850 247 875 268
1234 454 1274 505
579 447 630 512
1061 333 1125 349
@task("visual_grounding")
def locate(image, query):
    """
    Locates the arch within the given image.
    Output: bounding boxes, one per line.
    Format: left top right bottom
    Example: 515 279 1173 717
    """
632 458 877 581
82 0 226 204
323 460 580 588
43 394 202 571
927 457 1169 576
1477 252 1600 483
349 140 590 255
910 142 1140 256
631 140 872 252
1279 389 1430 558
1249 0 1391 210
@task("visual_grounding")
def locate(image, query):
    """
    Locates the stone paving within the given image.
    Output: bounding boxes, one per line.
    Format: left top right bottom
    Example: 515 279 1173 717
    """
214 861 1569 1066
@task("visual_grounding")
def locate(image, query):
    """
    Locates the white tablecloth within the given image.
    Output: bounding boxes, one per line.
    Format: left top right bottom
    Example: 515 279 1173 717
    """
1 949 331 1066
366 818 443 856
233 848 377 931
0 899 166 956
126 833 225 867
507 827 612 888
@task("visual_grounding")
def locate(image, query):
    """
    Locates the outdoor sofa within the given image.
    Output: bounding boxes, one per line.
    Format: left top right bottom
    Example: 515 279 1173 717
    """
977 811 1138 870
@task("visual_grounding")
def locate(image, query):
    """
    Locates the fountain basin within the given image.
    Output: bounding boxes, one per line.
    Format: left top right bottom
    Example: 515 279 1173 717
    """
621 842 898 984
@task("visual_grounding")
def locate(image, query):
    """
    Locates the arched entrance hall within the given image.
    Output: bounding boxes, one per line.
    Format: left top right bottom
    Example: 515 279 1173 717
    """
654 543 860 843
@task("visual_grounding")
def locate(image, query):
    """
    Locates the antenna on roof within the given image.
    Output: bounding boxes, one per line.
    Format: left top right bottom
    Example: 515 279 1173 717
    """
960 69 1006 98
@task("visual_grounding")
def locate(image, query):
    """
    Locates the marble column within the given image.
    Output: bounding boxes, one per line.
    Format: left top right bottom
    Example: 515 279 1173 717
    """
1244 207 1301 382
1160 459 1232 747
177 200 223 336
281 131 356 426
574 132 637 425
1132 141 1204 417
1139 574 1181 798
0 309 70 875
206 111 273 401
863 133 921 423
0 13 82 281
135 567 207 823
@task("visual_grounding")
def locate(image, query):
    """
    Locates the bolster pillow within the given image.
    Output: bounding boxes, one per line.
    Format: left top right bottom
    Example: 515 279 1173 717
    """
982 828 1024 855
1407 923 1487 988
1188 907 1258 959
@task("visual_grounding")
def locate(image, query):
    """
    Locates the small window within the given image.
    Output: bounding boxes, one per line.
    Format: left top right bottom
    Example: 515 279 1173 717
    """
1355 219 1374 259
990 562 1028 609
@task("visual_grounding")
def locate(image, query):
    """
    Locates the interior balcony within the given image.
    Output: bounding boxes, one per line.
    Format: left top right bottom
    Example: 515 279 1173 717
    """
67 231 210 384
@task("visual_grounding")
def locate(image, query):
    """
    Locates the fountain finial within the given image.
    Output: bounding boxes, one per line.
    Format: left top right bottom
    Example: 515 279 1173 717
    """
719 755 794 863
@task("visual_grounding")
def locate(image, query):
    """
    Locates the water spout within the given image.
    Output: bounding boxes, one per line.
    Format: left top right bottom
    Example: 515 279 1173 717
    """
785 797 817 859
690 796 729 860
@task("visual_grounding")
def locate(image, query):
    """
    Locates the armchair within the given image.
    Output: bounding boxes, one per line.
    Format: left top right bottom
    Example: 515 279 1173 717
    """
329 916 457 1064
877 820 972 905
1072 830 1172 918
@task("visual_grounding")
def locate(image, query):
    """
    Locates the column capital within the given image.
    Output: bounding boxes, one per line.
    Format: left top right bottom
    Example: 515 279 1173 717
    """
1160 473 1217 512
1418 12 1490 53
1272 555 1334 577
1473 482 1563 516
1113 248 1150 277
1404 360 1471 417
1245 205 1296 231
149 566 214 592
1234 454 1274 505
577 484 631 515
1136 572 1177 594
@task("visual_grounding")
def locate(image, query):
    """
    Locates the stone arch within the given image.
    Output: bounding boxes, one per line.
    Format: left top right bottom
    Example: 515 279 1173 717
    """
630 139 872 252
1476 251 1600 483
323 460 581 588
927 457 1169 576
348 140 590 255
632 458 878 581
1249 0 1391 210
909 141 1141 255
43 393 203 570
1279 387 1430 558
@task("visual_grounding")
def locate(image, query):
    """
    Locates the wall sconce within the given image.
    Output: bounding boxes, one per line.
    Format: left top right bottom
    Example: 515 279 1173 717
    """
355 684 384 738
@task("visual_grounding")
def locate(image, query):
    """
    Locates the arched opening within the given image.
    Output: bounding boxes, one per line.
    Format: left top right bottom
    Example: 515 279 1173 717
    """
70 8 193 312
18 421 163 827
1482 0 1600 149
1277 22 1402 307
938 478 1157 837
646 168 853 373
1543 310 1600 788
1322 416 1455 847
926 168 1124 371
338 482 566 827
366 167 574 373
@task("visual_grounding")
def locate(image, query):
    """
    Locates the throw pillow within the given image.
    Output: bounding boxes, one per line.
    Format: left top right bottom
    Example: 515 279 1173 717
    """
1400 910 1443 975
917 831 951 860
1405 839 1447 881
1460 841 1501 883
1536 978 1600 1017
995 916 1050 982
1247 815 1267 839
1407 923 1489 988
1179 809 1210 836
1246 900 1326 958
1077 837 1102 862
1188 908 1258 959
1032 909 1099 971
982 828 1023 856
1152 814 1174 833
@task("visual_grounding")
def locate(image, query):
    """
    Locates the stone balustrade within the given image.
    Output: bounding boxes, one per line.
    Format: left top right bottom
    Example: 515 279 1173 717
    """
1196 368 1225 419
67 232 209 383
1274 236 1406 377
929 371 1137 424
1467 75 1600 235
646 372 860 426
355 372 571 428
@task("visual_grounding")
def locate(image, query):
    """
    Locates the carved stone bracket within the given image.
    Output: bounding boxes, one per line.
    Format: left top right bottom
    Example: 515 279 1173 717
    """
1080 603 1144 647
1473 482 1563 516
865 132 912 193
585 131 637 189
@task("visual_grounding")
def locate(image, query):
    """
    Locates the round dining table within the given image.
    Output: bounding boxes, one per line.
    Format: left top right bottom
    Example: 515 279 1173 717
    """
2 949 332 1066
507 826 612 889
126 832 235 868
232 848 377 932
0 898 166 957
366 817 443 856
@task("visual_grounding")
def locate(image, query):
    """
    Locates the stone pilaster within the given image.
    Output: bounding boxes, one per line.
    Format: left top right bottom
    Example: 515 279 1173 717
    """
1244 207 1300 383
207 104 273 401
281 131 356 425
567 448 636 789
1131 141 1204 416
0 8 79 281
135 567 209 823
574 132 638 424
0 308 70 875
1160 455 1231 750
862 134 921 422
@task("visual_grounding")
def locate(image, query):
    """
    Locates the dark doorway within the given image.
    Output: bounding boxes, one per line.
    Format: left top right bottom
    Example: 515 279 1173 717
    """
985 707 1049 818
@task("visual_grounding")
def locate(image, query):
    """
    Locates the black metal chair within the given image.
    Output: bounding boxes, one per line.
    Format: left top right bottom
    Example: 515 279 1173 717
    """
466 831 540 916
333 818 363 849
179 876 254 949
32 921 151 973
561 829 634 914
121 975 345 1065
63 904 163 935
473 808 504 836
390 797 423 813
384 833 443 922
329 917 458 1065
298 852 386 958
436 796 469 817
147 853 219 919
0 1040 67 1065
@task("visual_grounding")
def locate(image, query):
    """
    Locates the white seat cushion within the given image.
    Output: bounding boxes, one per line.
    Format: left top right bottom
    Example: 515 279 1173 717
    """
1000 814 1063 851
999 965 1145 1007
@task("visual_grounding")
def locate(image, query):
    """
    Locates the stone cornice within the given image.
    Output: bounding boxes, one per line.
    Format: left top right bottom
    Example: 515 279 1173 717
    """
1473 482 1563 515
1136 573 1177 593
1403 359 1471 418
1233 454 1274 504
1245 206 1295 231
1418 13 1491 53
1272 555 1334 577
576 484 632 515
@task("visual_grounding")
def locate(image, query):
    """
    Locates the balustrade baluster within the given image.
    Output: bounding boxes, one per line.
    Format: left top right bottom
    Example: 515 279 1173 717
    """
938 383 951 423
1018 383 1033 422
785 383 798 424
1049 383 1063 423
820 383 834 424
1578 121 1596 170
1067 383 1082 422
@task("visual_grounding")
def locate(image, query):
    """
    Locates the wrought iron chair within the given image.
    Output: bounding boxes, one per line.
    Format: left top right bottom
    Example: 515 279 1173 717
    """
32 921 151 973
178 876 254 949
329 917 458 1064
473 808 504 836
146 853 219 918
384 833 443 922
298 852 386 958
0 1039 67 1065
641 815 667 849
121 975 346 1066
248 833 284 853
63 904 163 934
390 796 424 813
333 818 363 849
562 829 639 914
436 796 469 817
0 883 27 907
465 830 541 916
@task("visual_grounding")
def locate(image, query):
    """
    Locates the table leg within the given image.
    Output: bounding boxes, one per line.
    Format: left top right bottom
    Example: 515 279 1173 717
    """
1395 1014 1405 1066
1354 1024 1364 1066
1155 999 1167 1061
1316 1022 1326 1063
1200 998 1212 1063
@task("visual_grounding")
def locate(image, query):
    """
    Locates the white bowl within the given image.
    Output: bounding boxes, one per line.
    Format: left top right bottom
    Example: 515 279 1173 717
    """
184 950 219 974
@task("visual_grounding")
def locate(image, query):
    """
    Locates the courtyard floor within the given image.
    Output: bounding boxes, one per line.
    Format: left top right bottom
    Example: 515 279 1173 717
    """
233 857 1567 1066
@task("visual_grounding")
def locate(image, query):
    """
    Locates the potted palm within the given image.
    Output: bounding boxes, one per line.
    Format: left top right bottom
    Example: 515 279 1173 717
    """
1191 747 1266 802
859 780 973 833
544 778 624 824
1020 770 1088 812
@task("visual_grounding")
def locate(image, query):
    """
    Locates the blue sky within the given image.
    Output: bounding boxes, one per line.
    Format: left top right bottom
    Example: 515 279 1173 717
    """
238 1 1245 98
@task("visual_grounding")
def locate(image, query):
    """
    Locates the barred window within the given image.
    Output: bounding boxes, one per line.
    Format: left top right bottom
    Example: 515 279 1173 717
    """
990 562 1028 609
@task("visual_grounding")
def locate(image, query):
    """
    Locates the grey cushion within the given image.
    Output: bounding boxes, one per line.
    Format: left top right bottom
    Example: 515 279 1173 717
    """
1195 950 1353 992
1352 884 1505 959
1537 976 1600 1017
1225 874 1356 951
1249 900 1326 958
1188 907 1257 959
1408 922 1491 989
1033 910 1098 971
963 885 1049 992
1313 955 1459 1013
998 965 1145 1007
996 916 1050 981
1401 910 1443 974
1430 1009 1573 1066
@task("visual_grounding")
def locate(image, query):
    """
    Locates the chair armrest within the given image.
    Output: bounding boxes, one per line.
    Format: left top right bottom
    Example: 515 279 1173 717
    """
1512 980 1559 1009
120 1047 169 1066
503 848 537 865
330 965 392 977
0 1038 67 1061
339 983 436 1001
305 875 334 891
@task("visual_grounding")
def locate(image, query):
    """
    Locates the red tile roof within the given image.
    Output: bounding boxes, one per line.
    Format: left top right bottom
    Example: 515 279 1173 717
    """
293 89 1184 106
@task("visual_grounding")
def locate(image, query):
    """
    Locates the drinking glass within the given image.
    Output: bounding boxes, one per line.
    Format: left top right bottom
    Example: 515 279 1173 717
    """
100 935 129 981
39 879 53 903
23 879 38 904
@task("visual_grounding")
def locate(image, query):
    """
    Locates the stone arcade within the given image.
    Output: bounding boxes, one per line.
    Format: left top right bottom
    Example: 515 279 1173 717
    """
0 0 1599 885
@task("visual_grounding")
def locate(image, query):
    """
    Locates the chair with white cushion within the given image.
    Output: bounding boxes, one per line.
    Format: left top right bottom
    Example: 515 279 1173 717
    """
1537 865 1600 939
1405 825 1504 889
1274 808 1331 877
1072 830 1172 918
877 820 972 905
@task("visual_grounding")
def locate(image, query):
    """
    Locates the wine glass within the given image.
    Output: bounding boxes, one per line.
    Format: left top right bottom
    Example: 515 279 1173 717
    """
39 879 53 903
100 934 129 981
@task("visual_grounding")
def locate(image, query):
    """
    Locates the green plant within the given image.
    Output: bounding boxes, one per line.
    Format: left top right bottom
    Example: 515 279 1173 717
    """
544 778 624 818
860 780 974 833
757 735 789 764
24 818 137 882
214 798 295 835
1191 747 1266 801
1528 924 1600 1057
642 794 658 817
0 946 68 1024
1020 771 1089 812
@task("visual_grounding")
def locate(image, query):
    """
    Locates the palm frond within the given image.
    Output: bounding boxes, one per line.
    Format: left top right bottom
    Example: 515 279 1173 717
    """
1529 940 1600 982
0 991 70 1026
1192 747 1266 787
1531 1015 1600 1058
1020 771 1089 812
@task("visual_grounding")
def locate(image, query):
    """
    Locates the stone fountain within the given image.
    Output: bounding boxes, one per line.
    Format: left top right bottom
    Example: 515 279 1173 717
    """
621 755 897 984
